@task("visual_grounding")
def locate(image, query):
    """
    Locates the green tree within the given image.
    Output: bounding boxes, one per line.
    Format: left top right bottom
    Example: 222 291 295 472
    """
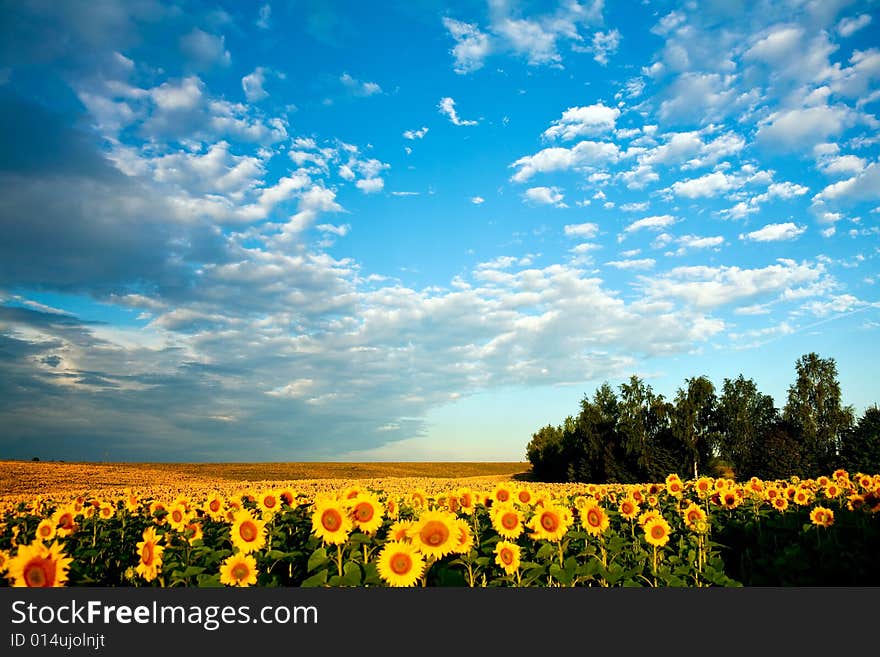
715 375 779 479
672 375 719 479
783 353 855 476
839 406 880 475
525 423 566 481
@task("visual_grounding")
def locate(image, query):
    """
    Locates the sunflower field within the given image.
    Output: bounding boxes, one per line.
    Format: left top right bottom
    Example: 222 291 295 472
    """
1 469 879 588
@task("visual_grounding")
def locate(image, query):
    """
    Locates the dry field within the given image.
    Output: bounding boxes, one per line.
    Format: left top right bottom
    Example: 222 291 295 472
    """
0 460 533 501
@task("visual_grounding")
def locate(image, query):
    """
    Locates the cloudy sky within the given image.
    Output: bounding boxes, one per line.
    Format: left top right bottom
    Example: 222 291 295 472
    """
0 0 878 462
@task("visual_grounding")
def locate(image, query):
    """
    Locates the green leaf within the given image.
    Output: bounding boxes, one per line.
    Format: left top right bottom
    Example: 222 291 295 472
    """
301 569 328 587
307 546 329 572
340 561 362 586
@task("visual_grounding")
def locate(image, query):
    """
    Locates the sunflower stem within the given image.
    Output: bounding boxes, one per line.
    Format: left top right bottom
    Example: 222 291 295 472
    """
336 543 344 579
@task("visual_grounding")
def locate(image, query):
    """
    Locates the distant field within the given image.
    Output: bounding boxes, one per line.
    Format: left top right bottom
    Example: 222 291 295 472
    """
0 460 533 498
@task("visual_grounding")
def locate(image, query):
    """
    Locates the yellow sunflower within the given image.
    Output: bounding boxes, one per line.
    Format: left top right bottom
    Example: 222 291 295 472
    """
279 487 297 508
257 490 281 517
618 497 640 520
514 486 534 507
167 504 191 532
231 510 268 554
456 488 477 515
682 503 707 531
204 494 226 520
348 492 385 535
492 483 514 505
772 496 789 512
494 540 521 575
695 477 714 498
665 474 684 498
376 541 425 587
35 519 56 542
310 498 352 545
7 541 72 588
52 505 78 538
451 518 474 555
643 517 672 548
527 504 571 542
580 501 610 536
386 520 415 542
810 506 835 528
184 521 203 545
490 503 524 540
135 527 165 582
219 553 258 587
409 509 458 558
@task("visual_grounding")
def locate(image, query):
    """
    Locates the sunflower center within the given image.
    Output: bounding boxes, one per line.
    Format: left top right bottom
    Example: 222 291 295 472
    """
390 553 412 575
420 520 449 546
58 514 73 529
264 496 277 508
497 490 510 502
501 513 518 529
141 542 154 565
500 549 513 565
232 563 250 580
354 503 374 522
39 525 51 537
321 509 342 532
540 512 559 532
209 500 221 512
588 510 601 527
239 521 258 542
24 557 54 587
651 525 665 539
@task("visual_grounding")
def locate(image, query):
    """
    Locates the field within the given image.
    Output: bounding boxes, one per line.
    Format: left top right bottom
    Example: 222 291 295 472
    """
1 461 879 588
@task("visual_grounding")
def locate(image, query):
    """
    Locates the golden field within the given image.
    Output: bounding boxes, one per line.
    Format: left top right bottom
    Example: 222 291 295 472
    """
0 460 532 501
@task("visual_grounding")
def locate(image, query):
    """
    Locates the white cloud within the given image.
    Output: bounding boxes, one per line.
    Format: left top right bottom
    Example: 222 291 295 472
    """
316 223 350 236
242 67 269 102
340 73 382 96
256 4 271 29
673 235 725 255
356 178 385 194
818 154 867 176
471 196 485 205
510 140 620 183
623 214 676 234
592 29 621 66
542 103 620 140
438 97 478 126
442 17 491 74
670 171 733 198
403 127 429 140
563 222 599 239
740 222 807 242
837 14 872 37
606 258 655 270
494 17 561 66
180 28 230 69
524 186 567 207
815 163 880 202
757 105 854 150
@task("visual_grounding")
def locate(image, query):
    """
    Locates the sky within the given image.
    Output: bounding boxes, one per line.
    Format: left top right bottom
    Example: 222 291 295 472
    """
0 0 878 463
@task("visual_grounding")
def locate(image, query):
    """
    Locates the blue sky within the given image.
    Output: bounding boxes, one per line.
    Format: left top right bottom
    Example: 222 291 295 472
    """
0 0 878 462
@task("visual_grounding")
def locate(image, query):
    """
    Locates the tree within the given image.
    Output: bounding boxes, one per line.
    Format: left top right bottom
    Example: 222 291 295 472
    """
526 423 566 482
839 406 880 475
564 383 623 483
672 376 719 479
715 375 779 479
783 353 855 476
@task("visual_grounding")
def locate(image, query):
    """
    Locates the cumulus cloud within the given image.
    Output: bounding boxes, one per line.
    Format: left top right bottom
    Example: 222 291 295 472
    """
403 127 429 140
340 72 382 96
242 67 269 102
814 163 880 202
670 171 733 198
623 215 677 234
606 258 655 270
563 222 599 239
509 140 619 182
739 222 807 242
591 29 621 66
180 28 231 69
442 17 491 73
438 97 478 126
524 186 566 207
542 103 620 140
837 14 872 37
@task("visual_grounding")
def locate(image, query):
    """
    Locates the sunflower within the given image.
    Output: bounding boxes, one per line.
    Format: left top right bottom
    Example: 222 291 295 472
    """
386 520 415 542
638 509 661 527
772 496 789 512
618 497 640 520
407 489 429 510
515 486 534 507
35 519 56 542
52 505 78 537
492 484 514 505
643 517 672 548
793 488 812 506
409 509 458 558
231 510 268 554
665 474 684 498
494 541 521 576
490 503 524 540
219 553 258 587
184 521 203 545
257 490 281 517
204 495 226 520
823 483 841 499
124 492 140 513
847 494 865 511
348 492 385 535
385 497 400 520
148 501 168 526
98 503 115 520
810 506 835 528
527 504 571 542
695 477 714 498
719 490 742 510
456 488 476 515
310 498 352 546
451 518 474 555
7 541 72 588
682 503 707 531
580 501 610 537
135 527 165 583
279 487 297 508
167 504 191 532
376 541 425 587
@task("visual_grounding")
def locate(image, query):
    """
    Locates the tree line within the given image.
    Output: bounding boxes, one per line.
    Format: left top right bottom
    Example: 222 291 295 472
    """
526 353 880 483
